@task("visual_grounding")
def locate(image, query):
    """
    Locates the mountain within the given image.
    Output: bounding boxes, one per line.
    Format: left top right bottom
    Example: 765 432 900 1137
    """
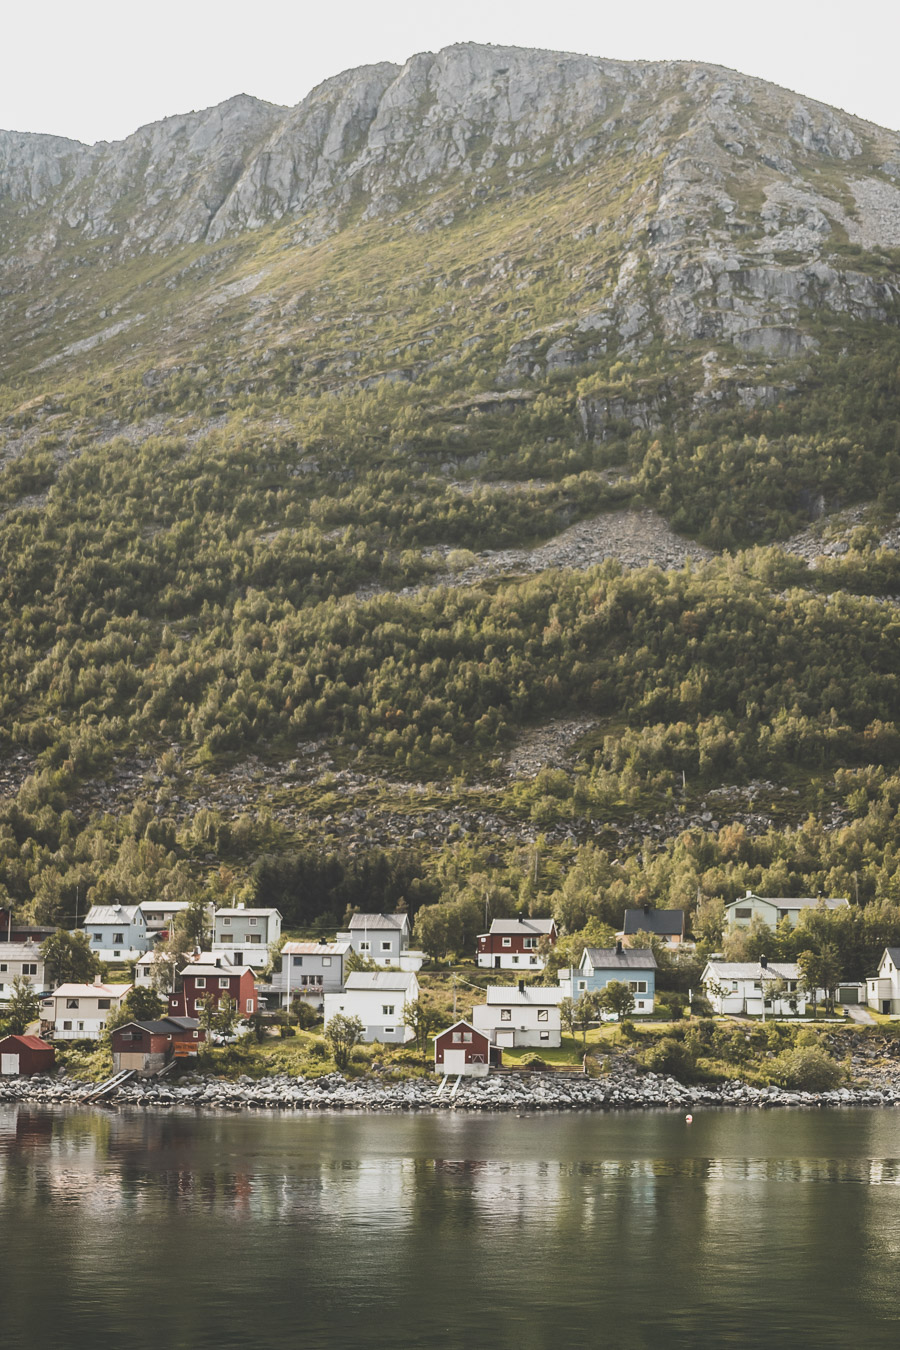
0 45 899 935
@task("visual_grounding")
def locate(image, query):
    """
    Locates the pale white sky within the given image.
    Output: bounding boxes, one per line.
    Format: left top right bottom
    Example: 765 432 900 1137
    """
4 0 897 144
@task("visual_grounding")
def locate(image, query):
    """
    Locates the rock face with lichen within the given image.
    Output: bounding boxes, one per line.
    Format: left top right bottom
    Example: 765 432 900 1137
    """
1 42 899 362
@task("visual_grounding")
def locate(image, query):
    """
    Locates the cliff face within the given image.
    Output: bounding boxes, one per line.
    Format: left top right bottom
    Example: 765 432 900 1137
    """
1 43 898 377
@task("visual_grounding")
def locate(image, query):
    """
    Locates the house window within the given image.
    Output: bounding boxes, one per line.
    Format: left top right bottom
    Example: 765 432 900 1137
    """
530 957 538 965
512 955 519 965
577 981 587 992
322 957 332 967
523 938 536 949
246 1000 253 1013
735 908 752 919
462 1032 472 1043
628 981 647 994
293 956 303 967
381 942 391 952
382 1004 395 1016
194 1000 204 1011
195 977 206 989
384 1028 394 1036
249 917 258 926
114 952 121 959
219 978 230 989
222 917 231 925
113 933 124 944
500 1009 511 1021
453 1031 463 1043
540 1031 550 1041
63 1020 72 1030
218 934 233 943
537 1009 549 1022
0 964 5 972
93 934 102 943
78 1022 85 1031
247 934 262 944
502 937 511 947
731 982 738 992
359 942 370 952
97 999 110 1010
66 999 79 1009
23 963 37 976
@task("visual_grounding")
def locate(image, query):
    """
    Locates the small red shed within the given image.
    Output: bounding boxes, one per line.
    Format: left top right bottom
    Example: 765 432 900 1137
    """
434 1020 497 1077
110 1018 205 1074
0 1034 56 1077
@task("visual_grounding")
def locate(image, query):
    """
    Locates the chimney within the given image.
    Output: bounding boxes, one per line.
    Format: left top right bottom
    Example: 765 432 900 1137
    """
615 940 623 956
760 954 768 969
215 958 222 968
746 888 752 897
518 915 525 923
643 903 651 915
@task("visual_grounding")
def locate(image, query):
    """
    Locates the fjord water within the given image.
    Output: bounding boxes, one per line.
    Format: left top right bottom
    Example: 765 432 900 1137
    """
2 1105 899 1349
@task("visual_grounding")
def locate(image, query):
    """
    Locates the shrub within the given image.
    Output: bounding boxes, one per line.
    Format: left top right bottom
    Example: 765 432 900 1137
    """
639 1036 698 1081
770 1045 844 1092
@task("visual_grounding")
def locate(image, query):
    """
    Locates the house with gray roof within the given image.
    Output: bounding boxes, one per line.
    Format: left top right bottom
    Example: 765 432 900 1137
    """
476 916 557 970
212 905 281 969
337 913 424 971
619 905 686 948
866 948 900 1015
84 904 151 961
262 941 351 1010
471 982 564 1048
724 891 849 930
702 957 807 1016
559 943 658 1015
323 970 420 1043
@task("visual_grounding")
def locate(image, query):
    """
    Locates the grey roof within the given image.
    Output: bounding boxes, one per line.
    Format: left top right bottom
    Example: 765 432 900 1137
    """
702 961 800 980
115 1018 201 1036
179 963 244 978
344 971 417 992
621 908 684 937
582 947 658 971
0 943 45 961
84 904 144 925
486 917 556 936
215 908 281 919
883 948 900 964
725 895 848 912
484 986 563 1006
347 913 409 931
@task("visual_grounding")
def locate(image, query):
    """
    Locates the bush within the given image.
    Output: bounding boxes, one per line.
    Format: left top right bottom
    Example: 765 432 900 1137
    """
770 1045 844 1092
639 1036 698 1081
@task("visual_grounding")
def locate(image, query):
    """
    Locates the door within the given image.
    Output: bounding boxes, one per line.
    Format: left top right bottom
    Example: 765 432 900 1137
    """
1 1054 20 1075
444 1049 467 1074
494 957 501 969
496 1029 515 1048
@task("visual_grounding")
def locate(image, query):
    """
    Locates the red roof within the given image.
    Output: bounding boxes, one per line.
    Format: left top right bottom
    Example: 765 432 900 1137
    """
0 1035 53 1050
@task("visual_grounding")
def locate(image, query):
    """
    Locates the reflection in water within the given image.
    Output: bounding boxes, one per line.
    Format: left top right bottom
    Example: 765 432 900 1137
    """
1 1105 900 1349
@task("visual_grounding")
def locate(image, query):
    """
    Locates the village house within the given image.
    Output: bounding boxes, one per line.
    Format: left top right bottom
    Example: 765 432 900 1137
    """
168 958 257 1019
0 909 55 945
724 891 849 930
471 983 563 1049
211 905 282 968
323 970 419 1043
84 903 152 961
619 905 686 949
262 941 351 1011
40 980 133 1040
701 957 806 1016
866 948 900 1015
475 917 557 970
0 1034 55 1076
110 1017 205 1075
140 901 191 936
559 944 658 1014
433 1021 496 1077
337 913 425 971
0 941 46 1003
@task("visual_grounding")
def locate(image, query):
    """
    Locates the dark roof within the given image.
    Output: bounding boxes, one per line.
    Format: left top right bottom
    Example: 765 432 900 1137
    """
114 1018 201 1036
582 947 658 971
622 908 685 937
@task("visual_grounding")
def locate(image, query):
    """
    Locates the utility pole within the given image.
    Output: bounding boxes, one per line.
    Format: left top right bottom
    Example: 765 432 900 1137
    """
452 973 457 1020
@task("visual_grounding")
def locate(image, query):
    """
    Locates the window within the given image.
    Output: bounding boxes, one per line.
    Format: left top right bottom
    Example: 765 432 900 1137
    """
195 977 206 989
66 999 79 1009
194 1000 204 1011
577 980 587 992
113 932 124 944
97 999 110 1010
23 963 37 975
523 938 536 949
93 934 102 943
502 937 511 947
359 942 370 952
453 1031 463 1044
322 957 331 967
462 1032 472 1044
247 934 262 944
529 957 538 965
537 1009 549 1022
384 1028 394 1036
218 934 233 943
114 952 121 959
246 999 253 1013
512 955 519 965
731 982 738 992
540 1031 550 1041
222 917 231 926
628 981 647 994
249 917 258 926
381 941 391 952
0 964 6 973
219 978 230 989
382 1004 395 1016
292 956 303 967
63 1020 72 1030
500 1009 511 1022
735 907 752 919
78 1022 86 1031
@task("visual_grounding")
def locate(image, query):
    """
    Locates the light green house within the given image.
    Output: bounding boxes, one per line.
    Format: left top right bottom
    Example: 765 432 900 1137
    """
724 891 849 929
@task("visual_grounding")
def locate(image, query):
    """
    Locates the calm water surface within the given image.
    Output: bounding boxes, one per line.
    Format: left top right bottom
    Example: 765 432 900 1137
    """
2 1104 900 1348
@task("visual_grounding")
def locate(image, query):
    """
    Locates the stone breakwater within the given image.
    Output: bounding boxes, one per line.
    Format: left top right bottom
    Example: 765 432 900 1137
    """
1 1069 898 1112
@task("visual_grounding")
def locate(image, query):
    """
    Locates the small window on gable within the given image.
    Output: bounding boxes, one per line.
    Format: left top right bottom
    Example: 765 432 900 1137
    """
322 957 331 967
537 1009 548 1022
222 917 231 926
500 1009 511 1021
249 917 258 926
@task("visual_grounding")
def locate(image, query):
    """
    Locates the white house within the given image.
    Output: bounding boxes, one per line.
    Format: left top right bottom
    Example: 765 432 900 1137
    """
471 983 563 1049
40 980 132 1040
337 913 425 971
866 948 900 1015
0 941 46 1002
724 891 849 930
262 941 351 1010
323 971 419 1043
140 901 191 934
701 959 806 1016
211 906 282 968
84 904 152 961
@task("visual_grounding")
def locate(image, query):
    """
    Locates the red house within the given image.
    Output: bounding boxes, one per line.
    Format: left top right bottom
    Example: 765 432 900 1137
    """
433 1020 497 1077
110 1018 206 1074
0 909 56 945
476 917 557 971
0 1034 56 1076
169 959 257 1019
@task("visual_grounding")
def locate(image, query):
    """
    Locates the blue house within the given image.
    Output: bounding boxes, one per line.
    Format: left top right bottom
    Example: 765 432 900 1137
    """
559 943 657 1015
84 904 152 962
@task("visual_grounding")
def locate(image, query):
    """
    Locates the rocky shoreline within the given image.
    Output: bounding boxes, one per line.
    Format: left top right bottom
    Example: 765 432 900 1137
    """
2 1067 898 1114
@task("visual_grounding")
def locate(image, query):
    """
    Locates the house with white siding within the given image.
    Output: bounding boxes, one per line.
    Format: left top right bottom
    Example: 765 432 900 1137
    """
40 980 132 1040
866 948 900 1015
211 905 281 968
701 958 806 1016
471 983 563 1049
337 913 425 971
0 942 46 1002
323 971 419 1043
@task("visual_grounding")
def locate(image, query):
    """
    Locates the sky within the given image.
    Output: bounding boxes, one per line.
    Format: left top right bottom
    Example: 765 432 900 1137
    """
3 0 897 145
